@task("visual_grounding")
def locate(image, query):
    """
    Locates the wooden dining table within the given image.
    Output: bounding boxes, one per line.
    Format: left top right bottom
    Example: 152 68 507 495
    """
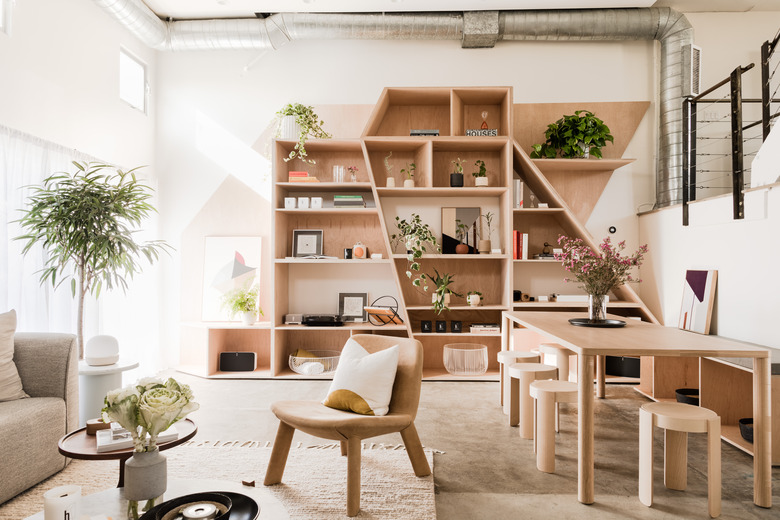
501 311 772 509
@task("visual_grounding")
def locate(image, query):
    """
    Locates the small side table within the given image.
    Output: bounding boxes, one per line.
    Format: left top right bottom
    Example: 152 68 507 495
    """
78 358 139 427
58 418 197 487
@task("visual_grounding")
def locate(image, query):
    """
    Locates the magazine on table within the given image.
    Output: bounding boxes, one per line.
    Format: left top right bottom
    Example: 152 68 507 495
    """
96 423 178 453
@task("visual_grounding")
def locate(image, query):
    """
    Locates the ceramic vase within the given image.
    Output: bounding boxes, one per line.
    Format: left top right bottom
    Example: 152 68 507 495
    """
403 179 414 188
450 173 464 187
478 239 491 254
279 115 301 140
455 243 469 254
475 177 489 187
241 311 256 326
386 178 396 187
467 294 481 307
124 447 167 501
588 294 608 323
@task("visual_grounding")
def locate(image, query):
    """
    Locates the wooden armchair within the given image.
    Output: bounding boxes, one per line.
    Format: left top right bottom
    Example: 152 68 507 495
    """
263 334 431 517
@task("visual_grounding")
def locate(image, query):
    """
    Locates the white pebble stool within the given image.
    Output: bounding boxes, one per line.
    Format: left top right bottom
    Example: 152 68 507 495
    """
507 363 557 439
538 343 573 382
638 402 721 518
497 350 540 413
530 379 578 473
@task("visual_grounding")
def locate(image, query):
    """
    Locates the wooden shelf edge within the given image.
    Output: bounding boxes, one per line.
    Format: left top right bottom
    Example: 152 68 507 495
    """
531 158 636 172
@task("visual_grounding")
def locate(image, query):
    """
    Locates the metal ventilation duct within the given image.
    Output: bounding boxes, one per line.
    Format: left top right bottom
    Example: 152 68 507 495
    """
93 0 694 208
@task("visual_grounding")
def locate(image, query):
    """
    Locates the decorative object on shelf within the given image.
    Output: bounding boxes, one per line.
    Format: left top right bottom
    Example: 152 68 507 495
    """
365 295 403 325
478 211 494 254
435 320 447 333
391 214 440 292
339 292 368 322
678 269 718 335
352 241 368 259
275 103 332 163
529 110 613 159
43 485 81 520
288 170 318 183
333 194 365 208
332 165 345 183
466 111 498 136
555 236 647 324
533 242 555 260
450 157 464 187
410 129 439 136
219 351 257 372
429 268 463 314
386 178 396 188
201 236 261 321
443 343 488 376
472 159 488 187
292 229 324 258
348 165 359 183
101 377 198 511
738 418 754 443
311 197 323 209
455 220 470 254
15 162 171 358
384 151 395 187
421 320 433 333
302 314 343 326
297 196 310 209
220 284 262 326
85 335 120 366
441 207 480 254
284 197 296 209
289 349 340 375
467 291 482 307
343 248 352 259
401 162 416 188
451 321 462 333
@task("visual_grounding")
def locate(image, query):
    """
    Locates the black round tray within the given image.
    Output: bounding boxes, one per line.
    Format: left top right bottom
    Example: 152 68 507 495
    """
568 318 626 328
139 491 259 520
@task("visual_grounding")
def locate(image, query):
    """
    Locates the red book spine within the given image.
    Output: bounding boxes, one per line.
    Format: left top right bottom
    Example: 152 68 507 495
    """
513 230 518 260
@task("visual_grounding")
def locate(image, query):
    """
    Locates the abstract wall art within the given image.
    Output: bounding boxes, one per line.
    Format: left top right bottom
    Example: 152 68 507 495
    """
202 236 262 321
678 269 718 334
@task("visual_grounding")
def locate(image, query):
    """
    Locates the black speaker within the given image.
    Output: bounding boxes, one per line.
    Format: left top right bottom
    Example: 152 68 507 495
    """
219 352 257 372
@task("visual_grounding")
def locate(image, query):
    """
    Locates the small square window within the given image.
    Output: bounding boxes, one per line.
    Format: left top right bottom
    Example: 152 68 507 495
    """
119 48 147 113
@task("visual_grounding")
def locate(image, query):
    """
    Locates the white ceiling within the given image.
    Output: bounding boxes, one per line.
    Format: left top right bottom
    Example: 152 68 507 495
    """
142 0 780 19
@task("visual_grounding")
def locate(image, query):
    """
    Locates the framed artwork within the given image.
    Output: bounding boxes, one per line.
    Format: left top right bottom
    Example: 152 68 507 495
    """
441 207 481 254
292 229 323 258
678 269 718 334
339 292 368 322
202 236 262 322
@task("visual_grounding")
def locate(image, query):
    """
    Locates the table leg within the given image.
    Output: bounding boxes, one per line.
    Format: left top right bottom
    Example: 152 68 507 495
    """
118 457 126 488
500 314 511 408
753 356 772 508
596 355 606 399
578 353 595 504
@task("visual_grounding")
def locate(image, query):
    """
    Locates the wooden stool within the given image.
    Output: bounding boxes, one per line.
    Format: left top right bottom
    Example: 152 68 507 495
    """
507 363 557 439
638 402 721 518
497 350 540 413
529 379 578 473
538 343 573 382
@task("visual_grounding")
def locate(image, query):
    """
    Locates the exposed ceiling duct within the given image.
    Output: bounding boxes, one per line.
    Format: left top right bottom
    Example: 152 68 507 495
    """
93 0 694 208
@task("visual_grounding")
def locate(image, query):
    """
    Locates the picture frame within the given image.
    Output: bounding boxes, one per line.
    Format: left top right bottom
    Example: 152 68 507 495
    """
292 229 323 258
441 207 481 254
201 236 262 322
678 269 718 334
420 320 433 333
339 292 368 322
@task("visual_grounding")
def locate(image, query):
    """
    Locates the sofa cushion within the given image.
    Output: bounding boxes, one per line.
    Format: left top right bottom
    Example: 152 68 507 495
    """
0 310 27 402
0 397 67 503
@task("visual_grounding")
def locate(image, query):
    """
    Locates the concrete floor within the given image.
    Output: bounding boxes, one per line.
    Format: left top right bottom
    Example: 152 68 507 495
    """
169 371 779 519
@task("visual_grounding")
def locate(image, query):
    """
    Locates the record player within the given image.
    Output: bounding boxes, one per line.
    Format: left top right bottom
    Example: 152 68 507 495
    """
302 314 344 326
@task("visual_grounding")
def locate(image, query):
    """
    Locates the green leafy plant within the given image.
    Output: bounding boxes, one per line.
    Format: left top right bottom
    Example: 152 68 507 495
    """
472 159 487 178
220 285 263 319
467 290 483 297
529 110 614 159
15 162 171 357
480 211 495 242
391 214 441 292
428 268 463 314
451 157 464 174
276 103 332 163
401 162 416 180
455 219 469 244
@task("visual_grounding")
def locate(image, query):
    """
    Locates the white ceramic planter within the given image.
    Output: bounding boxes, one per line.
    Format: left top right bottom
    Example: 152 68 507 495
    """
386 178 396 187
403 179 415 188
279 115 301 140
467 294 481 307
241 311 256 326
475 177 489 187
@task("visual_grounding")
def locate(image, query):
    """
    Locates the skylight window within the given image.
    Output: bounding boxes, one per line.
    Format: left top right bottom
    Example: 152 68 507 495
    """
119 48 148 113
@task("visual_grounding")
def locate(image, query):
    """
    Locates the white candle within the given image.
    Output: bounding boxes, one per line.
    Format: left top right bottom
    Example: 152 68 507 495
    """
43 485 81 520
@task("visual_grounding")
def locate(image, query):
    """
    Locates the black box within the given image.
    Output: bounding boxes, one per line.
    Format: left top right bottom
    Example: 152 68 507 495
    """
219 352 257 372
451 321 462 333
435 320 447 333
420 320 433 333
605 356 640 378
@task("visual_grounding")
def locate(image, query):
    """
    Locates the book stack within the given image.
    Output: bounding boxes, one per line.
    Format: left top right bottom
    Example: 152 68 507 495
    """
96 423 179 453
288 171 319 183
333 194 366 208
512 231 529 260
470 323 500 334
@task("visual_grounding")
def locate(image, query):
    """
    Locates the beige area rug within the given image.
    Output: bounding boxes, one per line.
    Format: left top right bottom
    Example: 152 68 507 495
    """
0 441 436 520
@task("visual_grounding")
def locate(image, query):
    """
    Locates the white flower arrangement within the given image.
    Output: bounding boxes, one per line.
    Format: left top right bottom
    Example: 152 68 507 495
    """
102 377 199 453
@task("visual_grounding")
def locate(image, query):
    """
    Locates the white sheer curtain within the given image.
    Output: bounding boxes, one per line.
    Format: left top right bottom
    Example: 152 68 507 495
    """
1 125 162 377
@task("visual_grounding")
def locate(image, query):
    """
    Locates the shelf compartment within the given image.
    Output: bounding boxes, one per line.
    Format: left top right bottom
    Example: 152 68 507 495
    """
363 87 452 137
274 139 367 183
413 333 501 374
180 324 272 377
451 87 512 137
431 138 511 188
274 211 386 259
512 212 579 259
363 138 432 188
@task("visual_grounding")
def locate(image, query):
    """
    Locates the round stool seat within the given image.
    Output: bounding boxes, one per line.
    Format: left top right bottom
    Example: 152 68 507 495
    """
529 380 578 403
507 362 557 379
538 342 572 355
498 350 540 364
641 402 718 433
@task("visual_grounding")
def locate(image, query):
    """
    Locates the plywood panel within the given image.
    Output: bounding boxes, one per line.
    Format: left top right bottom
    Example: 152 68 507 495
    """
282 213 385 259
650 356 699 400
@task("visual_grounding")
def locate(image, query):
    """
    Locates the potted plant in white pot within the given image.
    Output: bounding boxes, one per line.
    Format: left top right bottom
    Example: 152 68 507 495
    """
15 162 171 359
450 157 464 187
401 162 416 188
275 103 332 163
472 159 489 187
390 213 440 292
384 151 395 187
467 291 483 307
220 284 263 325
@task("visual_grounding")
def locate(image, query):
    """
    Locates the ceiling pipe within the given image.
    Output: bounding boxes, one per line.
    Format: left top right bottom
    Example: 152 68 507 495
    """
92 0 693 208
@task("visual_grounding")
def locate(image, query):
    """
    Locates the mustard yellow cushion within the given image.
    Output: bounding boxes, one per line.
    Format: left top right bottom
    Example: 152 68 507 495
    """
322 338 398 416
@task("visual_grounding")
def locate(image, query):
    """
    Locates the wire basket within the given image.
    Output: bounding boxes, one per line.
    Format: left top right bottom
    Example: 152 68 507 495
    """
288 350 341 375
443 343 488 376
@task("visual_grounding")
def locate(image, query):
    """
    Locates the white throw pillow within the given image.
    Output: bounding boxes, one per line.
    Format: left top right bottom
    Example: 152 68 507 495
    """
322 337 399 416
0 310 28 402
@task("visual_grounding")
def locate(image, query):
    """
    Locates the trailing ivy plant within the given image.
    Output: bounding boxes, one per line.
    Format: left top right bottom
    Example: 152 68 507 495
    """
276 103 332 163
15 162 171 357
390 213 441 292
530 110 614 159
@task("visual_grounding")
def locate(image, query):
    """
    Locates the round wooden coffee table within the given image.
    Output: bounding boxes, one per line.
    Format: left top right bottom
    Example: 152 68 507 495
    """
58 418 197 487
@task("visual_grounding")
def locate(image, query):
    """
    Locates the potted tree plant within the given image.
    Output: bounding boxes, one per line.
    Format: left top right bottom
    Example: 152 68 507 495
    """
390 214 441 292
478 211 495 254
450 157 464 187
275 103 332 163
529 110 614 159
220 285 263 326
472 159 488 187
401 162 416 188
15 162 171 358
455 219 470 254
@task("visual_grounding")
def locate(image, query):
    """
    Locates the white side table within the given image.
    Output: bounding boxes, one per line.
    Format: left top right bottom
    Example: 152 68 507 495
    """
78 358 139 427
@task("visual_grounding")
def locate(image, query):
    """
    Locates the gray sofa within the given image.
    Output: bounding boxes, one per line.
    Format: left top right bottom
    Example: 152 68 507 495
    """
0 333 79 504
